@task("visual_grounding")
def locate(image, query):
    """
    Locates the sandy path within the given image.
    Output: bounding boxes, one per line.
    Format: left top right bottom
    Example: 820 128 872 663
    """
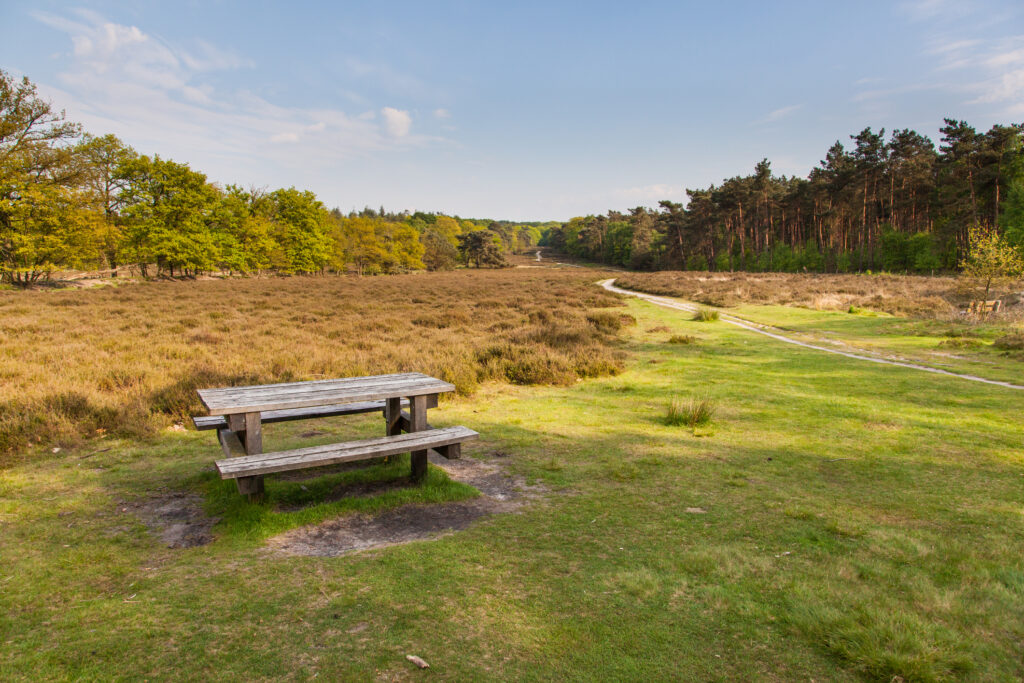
601 279 1024 391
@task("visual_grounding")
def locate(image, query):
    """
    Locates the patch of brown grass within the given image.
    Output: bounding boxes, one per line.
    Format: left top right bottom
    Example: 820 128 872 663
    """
616 271 963 317
0 269 625 463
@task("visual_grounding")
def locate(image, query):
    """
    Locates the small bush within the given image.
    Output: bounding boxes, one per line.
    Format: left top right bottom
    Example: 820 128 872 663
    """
994 333 1024 350
693 308 720 322
586 311 623 332
665 396 716 427
668 335 697 345
586 311 635 333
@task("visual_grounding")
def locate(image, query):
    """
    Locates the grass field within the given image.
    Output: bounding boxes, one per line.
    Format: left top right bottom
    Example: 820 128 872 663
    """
2 268 1023 681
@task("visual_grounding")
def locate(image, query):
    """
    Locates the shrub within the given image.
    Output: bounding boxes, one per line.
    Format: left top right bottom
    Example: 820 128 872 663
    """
586 311 637 333
665 395 716 427
693 308 720 322
586 311 623 332
994 333 1024 351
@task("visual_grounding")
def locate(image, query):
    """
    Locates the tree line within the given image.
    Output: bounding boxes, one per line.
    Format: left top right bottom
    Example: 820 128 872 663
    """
0 70 547 284
544 122 1024 273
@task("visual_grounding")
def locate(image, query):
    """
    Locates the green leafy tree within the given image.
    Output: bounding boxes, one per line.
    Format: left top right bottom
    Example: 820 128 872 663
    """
421 228 458 270
118 155 220 276
959 225 1024 301
0 69 92 283
268 187 332 274
458 230 507 268
76 133 136 269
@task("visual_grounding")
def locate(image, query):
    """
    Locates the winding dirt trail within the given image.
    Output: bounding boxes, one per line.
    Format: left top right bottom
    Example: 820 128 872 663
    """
601 279 1024 391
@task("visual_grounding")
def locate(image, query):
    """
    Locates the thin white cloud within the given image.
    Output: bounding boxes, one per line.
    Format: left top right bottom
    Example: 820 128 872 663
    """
433 108 451 119
381 107 412 137
932 35 1024 110
761 104 802 123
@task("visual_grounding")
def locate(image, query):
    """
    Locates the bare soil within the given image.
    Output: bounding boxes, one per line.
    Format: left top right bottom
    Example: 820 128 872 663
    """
266 452 546 557
129 452 543 555
127 491 219 549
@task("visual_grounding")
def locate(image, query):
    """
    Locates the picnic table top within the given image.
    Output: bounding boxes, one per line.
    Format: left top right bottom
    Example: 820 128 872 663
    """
198 372 455 416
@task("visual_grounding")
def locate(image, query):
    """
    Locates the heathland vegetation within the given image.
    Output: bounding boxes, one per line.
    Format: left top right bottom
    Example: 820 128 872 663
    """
0 268 627 461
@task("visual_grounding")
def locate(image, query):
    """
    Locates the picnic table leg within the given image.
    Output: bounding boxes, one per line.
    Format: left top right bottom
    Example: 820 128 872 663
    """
409 395 428 482
383 397 402 464
230 411 264 501
385 398 402 436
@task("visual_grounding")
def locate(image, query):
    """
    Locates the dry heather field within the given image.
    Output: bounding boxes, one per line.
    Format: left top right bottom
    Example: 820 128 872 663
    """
615 270 1015 318
0 268 626 463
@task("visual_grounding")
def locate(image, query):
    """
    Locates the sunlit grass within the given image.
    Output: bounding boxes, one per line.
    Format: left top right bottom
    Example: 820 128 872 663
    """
2 272 1023 680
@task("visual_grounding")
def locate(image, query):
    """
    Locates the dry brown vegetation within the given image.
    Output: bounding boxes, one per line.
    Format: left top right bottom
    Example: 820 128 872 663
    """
0 269 625 463
615 271 993 317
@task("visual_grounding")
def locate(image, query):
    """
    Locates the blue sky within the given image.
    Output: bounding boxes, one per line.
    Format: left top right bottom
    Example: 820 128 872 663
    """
1 1 1022 220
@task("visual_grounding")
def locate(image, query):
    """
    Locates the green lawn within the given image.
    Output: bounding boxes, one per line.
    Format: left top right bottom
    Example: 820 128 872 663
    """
3 295 1023 681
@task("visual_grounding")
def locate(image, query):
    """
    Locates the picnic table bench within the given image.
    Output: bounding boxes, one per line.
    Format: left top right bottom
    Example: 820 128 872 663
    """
194 372 478 500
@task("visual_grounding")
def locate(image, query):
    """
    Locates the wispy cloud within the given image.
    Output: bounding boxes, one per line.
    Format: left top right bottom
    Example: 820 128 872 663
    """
760 104 802 123
854 6 1024 119
29 9 434 184
932 35 1024 112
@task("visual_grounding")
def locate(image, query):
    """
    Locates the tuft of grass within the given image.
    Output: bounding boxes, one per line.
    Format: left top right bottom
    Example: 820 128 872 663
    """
668 334 697 345
665 395 716 427
693 307 720 322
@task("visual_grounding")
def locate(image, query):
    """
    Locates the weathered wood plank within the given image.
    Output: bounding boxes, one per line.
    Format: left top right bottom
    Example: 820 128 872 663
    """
215 426 478 479
217 429 247 459
398 410 433 432
199 375 454 415
236 475 264 497
409 395 428 482
198 373 439 405
192 400 406 431
434 442 461 460
244 412 262 455
385 397 402 437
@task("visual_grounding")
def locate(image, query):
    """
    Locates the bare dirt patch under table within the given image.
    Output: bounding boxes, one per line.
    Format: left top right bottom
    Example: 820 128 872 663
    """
126 491 220 549
266 453 546 557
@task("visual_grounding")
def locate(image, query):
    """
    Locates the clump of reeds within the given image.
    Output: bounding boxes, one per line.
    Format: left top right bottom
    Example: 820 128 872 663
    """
693 307 720 322
665 395 716 427
668 334 696 344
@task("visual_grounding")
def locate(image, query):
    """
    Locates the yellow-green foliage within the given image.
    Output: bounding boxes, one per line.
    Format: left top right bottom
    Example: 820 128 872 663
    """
0 269 625 462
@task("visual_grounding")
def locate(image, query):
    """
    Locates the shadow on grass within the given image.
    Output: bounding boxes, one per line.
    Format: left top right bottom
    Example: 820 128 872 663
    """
200 453 479 547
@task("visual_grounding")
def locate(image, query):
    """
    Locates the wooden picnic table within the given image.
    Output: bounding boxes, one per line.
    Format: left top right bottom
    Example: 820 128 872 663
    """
195 372 478 500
